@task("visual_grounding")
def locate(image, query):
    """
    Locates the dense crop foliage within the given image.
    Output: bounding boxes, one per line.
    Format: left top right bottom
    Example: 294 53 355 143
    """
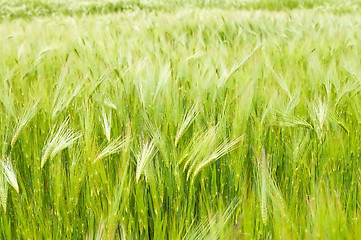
1 2 361 239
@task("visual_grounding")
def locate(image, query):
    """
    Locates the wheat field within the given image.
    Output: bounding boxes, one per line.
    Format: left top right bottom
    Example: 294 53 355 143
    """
1 0 361 239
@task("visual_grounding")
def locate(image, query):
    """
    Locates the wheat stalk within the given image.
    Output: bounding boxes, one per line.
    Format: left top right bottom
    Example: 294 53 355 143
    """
93 136 125 163
100 108 112 142
0 173 8 212
41 118 82 168
175 101 201 146
11 99 40 147
135 140 157 182
189 135 245 180
1 158 19 193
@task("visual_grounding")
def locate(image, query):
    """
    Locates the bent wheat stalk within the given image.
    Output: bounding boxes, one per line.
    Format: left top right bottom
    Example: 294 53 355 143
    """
93 136 125 163
11 99 40 147
41 118 81 168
